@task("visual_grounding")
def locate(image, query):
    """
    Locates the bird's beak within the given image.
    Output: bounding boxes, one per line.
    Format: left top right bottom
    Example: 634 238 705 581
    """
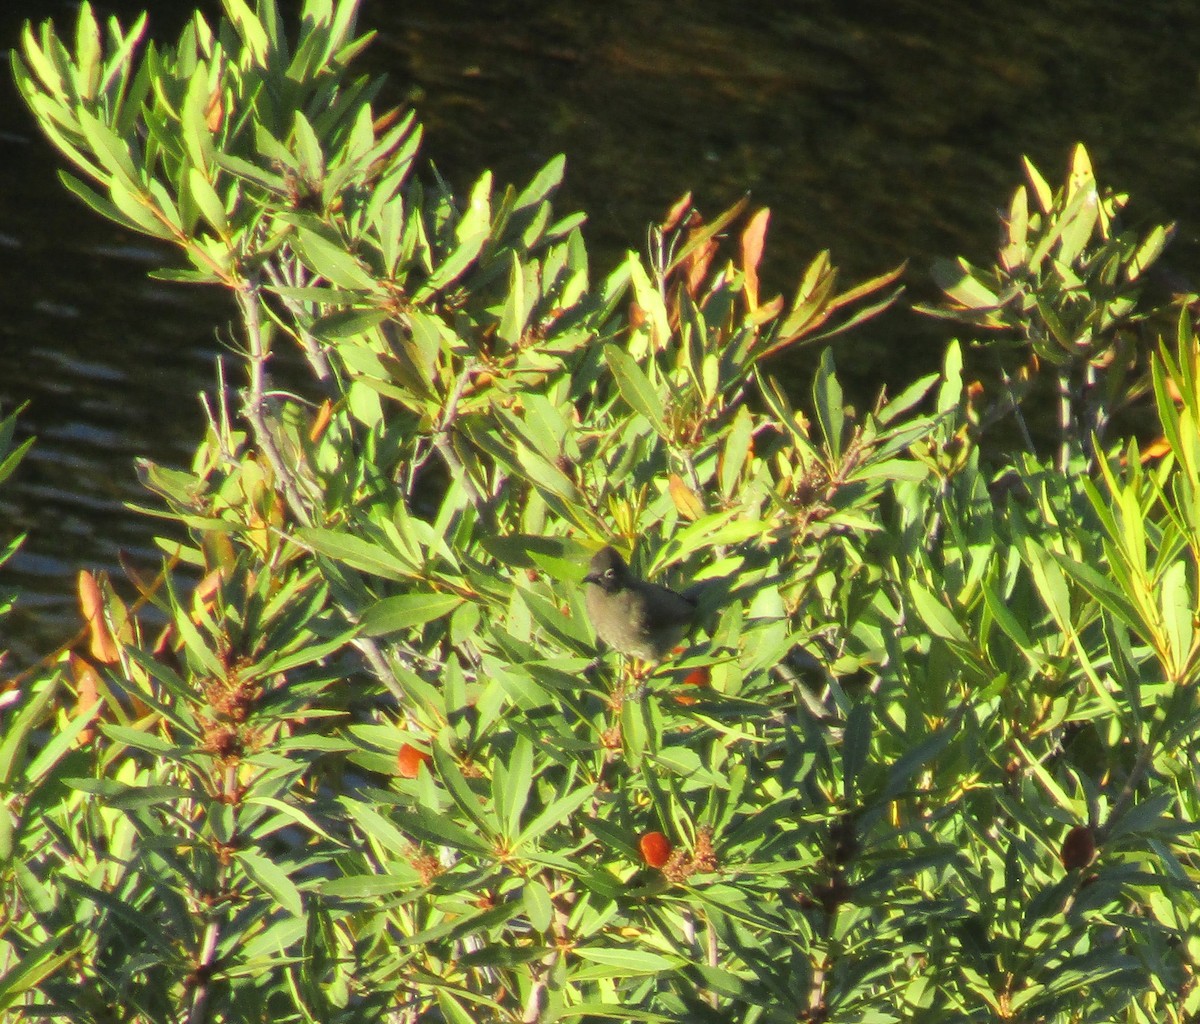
583 572 600 585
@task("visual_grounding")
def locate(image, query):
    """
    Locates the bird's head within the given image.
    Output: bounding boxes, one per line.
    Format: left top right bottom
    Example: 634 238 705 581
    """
584 546 630 592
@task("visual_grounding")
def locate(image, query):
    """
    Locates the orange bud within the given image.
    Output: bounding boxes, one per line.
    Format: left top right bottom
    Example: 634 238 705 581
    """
396 743 432 779
204 85 223 132
674 666 710 705
640 830 672 868
308 399 333 443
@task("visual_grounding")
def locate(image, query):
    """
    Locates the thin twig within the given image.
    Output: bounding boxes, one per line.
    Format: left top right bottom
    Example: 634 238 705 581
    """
432 362 495 528
236 279 314 527
996 362 1036 453
1057 369 1074 473
262 253 333 383
704 915 719 1010
522 884 572 1024
1095 692 1189 844
184 762 236 1024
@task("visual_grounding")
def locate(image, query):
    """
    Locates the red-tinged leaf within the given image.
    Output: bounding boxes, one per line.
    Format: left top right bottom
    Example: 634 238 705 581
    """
117 550 161 605
826 261 907 312
668 473 705 521
685 235 718 299
69 653 101 745
205 84 223 133
78 570 119 664
674 666 710 706
309 399 333 442
747 294 785 328
662 192 693 233
741 207 770 310
665 196 749 278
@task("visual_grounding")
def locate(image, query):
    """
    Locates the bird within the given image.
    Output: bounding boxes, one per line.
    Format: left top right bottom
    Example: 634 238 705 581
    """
583 546 697 662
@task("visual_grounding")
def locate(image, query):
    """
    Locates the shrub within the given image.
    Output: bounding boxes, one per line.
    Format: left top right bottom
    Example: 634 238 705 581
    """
4 2 1200 1022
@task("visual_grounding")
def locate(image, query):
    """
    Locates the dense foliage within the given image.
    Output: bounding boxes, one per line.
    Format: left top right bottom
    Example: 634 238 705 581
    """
3 2 1200 1022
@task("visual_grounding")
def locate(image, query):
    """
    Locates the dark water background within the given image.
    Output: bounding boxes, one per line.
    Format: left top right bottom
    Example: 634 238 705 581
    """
3 0 1200 665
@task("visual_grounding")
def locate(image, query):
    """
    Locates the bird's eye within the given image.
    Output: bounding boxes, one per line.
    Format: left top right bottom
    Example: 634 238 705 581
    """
604 569 615 580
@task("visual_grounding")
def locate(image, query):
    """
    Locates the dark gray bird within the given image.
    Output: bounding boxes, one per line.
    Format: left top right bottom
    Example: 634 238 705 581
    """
583 546 697 661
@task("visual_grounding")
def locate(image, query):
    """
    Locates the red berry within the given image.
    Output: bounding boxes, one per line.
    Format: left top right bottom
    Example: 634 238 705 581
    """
639 831 672 868
675 666 710 705
396 743 432 779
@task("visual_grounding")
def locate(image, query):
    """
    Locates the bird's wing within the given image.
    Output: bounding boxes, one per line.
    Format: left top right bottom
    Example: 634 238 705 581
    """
642 583 697 630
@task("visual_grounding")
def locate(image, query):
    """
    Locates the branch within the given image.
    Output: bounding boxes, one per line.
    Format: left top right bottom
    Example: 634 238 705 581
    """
1056 368 1074 473
262 253 334 384
236 279 317 527
184 763 237 1024
237 278 412 703
433 362 495 530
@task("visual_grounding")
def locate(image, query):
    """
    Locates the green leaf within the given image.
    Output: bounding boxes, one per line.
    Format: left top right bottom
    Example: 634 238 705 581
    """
292 111 325 180
604 344 665 433
522 878 553 932
75 106 138 184
431 743 496 840
100 723 177 756
812 348 845 457
0 935 76 1011
664 196 747 277
239 849 303 917
513 154 564 213
245 796 341 844
572 946 681 976
1025 542 1073 631
223 0 271 64
841 702 872 801
108 178 175 240
498 734 534 840
293 224 377 290
553 1005 668 1023
215 151 288 193
981 576 1032 649
59 170 138 231
391 804 493 855
929 257 999 310
1128 222 1173 282
497 251 530 347
339 800 416 858
297 526 416 581
180 67 216 176
0 676 59 786
311 307 389 341
516 783 596 848
187 166 229 236
882 725 956 800
322 873 414 900
418 229 488 298
1160 559 1193 678
908 580 970 646
1023 154 1053 213
360 592 464 636
720 406 753 498
0 802 12 863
